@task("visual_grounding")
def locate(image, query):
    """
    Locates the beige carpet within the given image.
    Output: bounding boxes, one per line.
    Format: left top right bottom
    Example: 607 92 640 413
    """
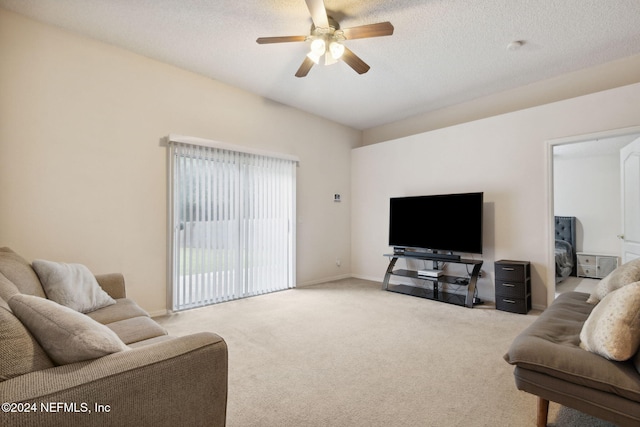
156 278 616 427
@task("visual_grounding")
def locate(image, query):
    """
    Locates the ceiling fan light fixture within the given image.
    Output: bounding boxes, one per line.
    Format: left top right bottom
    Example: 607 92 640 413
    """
307 37 326 64
324 52 338 66
306 50 322 64
310 38 326 56
329 41 345 59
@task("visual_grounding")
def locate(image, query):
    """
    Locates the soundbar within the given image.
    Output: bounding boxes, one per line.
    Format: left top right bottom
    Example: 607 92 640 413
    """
422 252 461 261
394 250 461 262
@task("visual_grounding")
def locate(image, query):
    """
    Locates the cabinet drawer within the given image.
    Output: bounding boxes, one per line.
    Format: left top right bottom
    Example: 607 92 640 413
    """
495 263 527 281
496 297 529 314
577 254 597 265
577 264 597 278
495 280 527 298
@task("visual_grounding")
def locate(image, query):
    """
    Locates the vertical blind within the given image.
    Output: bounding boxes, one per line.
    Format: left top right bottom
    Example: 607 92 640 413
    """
168 138 296 311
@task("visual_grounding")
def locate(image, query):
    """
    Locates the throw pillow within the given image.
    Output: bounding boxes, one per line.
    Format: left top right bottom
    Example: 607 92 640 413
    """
8 294 129 365
0 301 54 381
586 258 640 304
32 259 115 313
0 247 47 298
580 281 640 361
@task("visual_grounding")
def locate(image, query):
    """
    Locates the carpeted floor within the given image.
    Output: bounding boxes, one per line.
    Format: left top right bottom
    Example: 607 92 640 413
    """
156 278 616 426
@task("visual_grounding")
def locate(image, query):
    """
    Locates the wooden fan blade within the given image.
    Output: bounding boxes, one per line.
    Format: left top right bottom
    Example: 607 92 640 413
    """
256 35 307 44
342 22 394 40
341 47 370 74
305 0 329 28
295 56 315 78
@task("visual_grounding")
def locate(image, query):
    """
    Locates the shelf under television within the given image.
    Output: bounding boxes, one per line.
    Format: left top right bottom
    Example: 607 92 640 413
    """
386 283 467 307
390 269 469 286
382 253 483 308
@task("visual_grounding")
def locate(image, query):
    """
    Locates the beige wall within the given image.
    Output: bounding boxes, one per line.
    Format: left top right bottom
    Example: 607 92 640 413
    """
351 83 640 309
0 10 360 315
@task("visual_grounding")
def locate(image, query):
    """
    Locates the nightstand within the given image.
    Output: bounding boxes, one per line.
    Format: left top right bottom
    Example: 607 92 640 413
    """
576 253 619 279
495 260 531 314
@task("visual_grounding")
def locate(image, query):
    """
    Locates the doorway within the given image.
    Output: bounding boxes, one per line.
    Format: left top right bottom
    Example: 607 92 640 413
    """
546 126 640 307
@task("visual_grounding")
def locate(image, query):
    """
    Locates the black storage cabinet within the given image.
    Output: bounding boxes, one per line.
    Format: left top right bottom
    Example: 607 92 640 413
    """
494 260 531 314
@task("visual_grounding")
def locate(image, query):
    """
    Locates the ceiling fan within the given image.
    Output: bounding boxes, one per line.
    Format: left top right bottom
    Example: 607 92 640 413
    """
256 0 394 77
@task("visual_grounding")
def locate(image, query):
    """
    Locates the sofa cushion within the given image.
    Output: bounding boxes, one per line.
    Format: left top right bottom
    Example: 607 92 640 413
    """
0 247 46 298
105 316 168 345
8 294 129 365
504 291 640 403
128 334 175 348
86 298 150 324
587 258 640 304
0 300 54 381
580 282 640 361
32 259 115 313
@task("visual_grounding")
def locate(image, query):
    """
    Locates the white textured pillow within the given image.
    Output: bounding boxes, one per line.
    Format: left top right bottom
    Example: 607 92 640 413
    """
580 282 640 361
8 294 128 365
587 258 640 304
32 259 115 313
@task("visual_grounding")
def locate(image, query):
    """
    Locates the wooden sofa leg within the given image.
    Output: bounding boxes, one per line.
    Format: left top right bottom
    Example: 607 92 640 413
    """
537 397 549 427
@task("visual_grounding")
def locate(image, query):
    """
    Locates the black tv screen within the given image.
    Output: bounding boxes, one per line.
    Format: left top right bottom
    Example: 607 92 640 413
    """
388 192 483 254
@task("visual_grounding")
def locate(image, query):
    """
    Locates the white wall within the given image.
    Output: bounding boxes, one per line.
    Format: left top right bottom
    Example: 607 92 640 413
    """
351 83 640 309
554 144 623 256
0 10 360 315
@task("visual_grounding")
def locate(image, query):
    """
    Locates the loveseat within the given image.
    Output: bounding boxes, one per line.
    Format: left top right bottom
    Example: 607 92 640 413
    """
0 247 228 426
504 259 640 427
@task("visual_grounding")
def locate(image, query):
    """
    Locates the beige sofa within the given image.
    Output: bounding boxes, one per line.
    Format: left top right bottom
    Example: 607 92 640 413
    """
0 247 228 426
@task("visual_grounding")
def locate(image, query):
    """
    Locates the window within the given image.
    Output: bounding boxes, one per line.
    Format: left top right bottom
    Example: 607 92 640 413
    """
168 136 297 311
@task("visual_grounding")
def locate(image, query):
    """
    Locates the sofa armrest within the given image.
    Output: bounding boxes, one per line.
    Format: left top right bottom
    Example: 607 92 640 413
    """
95 273 126 299
0 332 228 427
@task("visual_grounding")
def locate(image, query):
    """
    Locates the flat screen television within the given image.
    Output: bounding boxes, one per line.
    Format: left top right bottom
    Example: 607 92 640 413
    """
388 192 483 255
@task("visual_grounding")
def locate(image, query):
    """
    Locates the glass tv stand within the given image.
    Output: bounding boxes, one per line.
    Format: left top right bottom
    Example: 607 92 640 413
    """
383 252 483 308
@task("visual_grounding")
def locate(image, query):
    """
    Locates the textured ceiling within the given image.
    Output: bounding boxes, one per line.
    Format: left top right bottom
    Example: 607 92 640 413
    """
2 0 640 130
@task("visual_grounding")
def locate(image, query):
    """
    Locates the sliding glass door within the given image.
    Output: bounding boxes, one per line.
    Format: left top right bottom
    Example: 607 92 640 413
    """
169 141 296 311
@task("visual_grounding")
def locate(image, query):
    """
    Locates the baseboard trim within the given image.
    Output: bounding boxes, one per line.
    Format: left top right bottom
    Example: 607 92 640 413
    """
351 273 384 283
149 309 169 318
296 274 352 287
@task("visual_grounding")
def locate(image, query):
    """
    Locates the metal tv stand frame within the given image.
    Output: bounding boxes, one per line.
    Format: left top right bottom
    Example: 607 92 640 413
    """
383 251 483 308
